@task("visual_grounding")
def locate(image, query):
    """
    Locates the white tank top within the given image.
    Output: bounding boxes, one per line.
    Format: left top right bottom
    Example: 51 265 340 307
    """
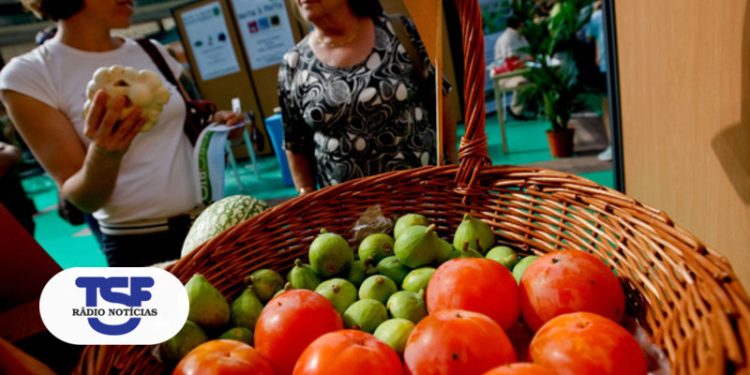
0 38 201 232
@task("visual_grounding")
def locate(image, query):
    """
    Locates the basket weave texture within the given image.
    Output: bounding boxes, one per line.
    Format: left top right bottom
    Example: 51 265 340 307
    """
77 1 750 374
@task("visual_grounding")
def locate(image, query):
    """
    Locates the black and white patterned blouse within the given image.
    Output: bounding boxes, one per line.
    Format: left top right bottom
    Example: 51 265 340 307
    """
278 14 444 187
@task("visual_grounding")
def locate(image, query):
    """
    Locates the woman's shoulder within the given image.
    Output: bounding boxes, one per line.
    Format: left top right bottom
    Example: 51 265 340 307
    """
281 36 312 69
3 43 51 71
0 44 51 86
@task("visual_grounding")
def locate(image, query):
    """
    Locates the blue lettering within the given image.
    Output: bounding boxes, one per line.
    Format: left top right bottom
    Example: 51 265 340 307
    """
74 276 155 335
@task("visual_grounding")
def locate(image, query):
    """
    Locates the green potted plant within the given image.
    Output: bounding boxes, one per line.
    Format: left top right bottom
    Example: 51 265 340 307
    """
512 0 594 157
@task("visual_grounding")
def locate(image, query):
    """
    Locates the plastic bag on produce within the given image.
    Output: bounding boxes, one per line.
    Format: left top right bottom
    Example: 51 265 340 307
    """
351 205 393 246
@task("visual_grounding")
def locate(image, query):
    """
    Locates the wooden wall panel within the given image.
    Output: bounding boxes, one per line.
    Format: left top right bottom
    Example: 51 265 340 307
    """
400 0 438 63
616 0 750 289
385 0 463 135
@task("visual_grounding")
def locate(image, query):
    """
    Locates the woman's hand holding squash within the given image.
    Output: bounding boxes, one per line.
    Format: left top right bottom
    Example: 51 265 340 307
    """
84 90 147 158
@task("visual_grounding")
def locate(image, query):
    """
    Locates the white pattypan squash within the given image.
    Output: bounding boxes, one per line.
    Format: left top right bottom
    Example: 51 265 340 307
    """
82 65 171 132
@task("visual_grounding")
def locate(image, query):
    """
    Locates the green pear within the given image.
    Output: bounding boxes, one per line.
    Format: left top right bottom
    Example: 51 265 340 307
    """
271 282 293 300
359 275 398 304
373 318 416 354
309 229 354 278
287 259 322 290
394 224 442 268
435 238 454 264
450 241 484 259
315 278 358 315
513 255 540 283
486 246 519 270
343 299 388 333
185 273 230 328
358 233 395 265
394 213 429 239
453 214 496 254
247 268 284 303
386 290 427 324
156 320 207 364
230 286 264 331
345 260 371 287
401 268 435 293
219 326 253 345
376 256 411 285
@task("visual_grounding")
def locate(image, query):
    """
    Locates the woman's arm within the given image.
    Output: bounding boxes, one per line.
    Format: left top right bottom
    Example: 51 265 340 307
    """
286 151 316 195
176 71 243 128
1 89 146 212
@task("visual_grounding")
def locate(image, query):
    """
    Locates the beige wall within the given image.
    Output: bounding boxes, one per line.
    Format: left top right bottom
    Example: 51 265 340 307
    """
616 0 750 289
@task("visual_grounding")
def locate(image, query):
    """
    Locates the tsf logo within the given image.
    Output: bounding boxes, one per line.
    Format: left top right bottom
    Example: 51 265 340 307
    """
74 276 154 335
40 268 188 345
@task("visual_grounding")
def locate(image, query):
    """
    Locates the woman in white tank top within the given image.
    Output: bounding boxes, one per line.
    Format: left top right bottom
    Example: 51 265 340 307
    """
0 0 242 266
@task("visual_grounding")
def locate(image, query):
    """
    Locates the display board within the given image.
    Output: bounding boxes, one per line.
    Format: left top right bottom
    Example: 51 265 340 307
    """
173 0 272 155
226 0 305 129
231 0 297 70
179 2 241 80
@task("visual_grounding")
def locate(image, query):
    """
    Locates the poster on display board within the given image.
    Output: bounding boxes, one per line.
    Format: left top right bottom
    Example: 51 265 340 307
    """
179 1 241 80
230 0 297 70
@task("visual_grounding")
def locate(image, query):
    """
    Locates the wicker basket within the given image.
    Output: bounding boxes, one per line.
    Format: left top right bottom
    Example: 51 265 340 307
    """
77 1 750 374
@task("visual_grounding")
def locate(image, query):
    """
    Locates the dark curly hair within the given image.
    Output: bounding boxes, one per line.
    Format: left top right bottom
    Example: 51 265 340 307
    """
21 0 85 21
349 0 383 18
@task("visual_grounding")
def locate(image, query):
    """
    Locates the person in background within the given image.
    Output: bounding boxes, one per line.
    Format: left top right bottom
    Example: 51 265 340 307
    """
494 15 529 63
494 14 531 119
0 121 36 235
279 0 455 194
585 0 612 161
0 0 241 266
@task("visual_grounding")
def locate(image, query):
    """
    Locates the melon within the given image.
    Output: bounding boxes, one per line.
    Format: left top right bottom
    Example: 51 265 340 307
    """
181 195 269 256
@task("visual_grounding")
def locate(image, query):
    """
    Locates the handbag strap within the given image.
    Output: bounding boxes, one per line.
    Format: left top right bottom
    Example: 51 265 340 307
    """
136 38 191 101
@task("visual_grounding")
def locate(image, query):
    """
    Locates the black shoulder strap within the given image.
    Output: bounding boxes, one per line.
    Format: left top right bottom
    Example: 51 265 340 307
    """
136 38 189 101
388 14 427 84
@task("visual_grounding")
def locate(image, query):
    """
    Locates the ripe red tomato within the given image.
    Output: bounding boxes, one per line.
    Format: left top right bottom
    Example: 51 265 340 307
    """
520 250 625 331
254 290 343 375
529 312 647 375
404 309 515 375
173 339 274 375
426 258 519 329
482 362 556 375
293 330 403 375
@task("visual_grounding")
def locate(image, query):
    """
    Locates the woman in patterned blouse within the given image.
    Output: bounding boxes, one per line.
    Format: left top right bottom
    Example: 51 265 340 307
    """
279 0 455 194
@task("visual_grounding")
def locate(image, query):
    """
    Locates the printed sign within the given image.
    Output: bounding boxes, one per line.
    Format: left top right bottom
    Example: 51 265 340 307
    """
181 1 242 80
39 267 189 345
231 0 296 70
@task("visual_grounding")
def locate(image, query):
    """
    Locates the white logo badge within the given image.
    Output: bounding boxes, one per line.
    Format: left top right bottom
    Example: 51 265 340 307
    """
39 267 188 345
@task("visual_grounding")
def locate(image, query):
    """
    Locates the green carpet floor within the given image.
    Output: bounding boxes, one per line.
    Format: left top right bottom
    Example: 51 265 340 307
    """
23 113 613 269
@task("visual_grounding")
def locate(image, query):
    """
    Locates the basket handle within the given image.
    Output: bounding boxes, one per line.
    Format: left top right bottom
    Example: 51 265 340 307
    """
454 0 491 192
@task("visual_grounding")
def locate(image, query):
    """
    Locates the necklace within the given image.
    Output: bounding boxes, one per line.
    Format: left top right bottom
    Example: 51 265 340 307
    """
314 23 360 48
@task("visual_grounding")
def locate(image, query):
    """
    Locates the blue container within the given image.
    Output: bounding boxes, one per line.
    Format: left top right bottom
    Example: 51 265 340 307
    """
265 114 294 187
